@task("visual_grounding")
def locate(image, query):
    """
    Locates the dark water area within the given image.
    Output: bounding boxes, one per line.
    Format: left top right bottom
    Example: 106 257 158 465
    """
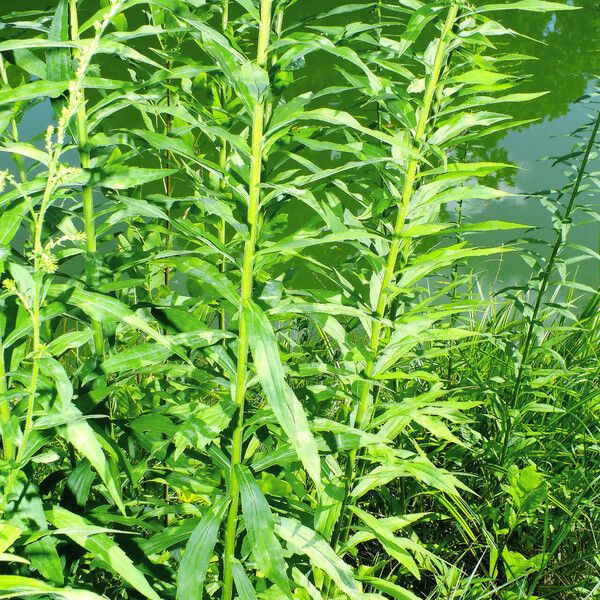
2 0 600 294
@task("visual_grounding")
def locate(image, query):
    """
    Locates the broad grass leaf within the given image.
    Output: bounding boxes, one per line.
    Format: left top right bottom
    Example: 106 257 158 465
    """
268 108 415 154
176 497 228 600
236 465 292 598
0 142 50 166
46 330 94 356
127 129 196 159
169 257 239 307
343 514 429 554
275 517 360 599
351 456 468 499
0 524 21 553
292 567 324 600
359 578 420 600
174 400 237 459
0 40 73 53
314 477 344 540
48 285 170 346
245 299 322 487
111 195 170 221
66 460 96 507
0 552 29 565
47 0 71 82
48 507 160 600
232 0 260 21
102 343 171 374
95 39 162 67
238 61 269 104
139 519 199 556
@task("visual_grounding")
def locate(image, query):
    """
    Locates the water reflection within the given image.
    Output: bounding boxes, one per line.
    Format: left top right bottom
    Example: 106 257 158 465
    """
2 0 599 291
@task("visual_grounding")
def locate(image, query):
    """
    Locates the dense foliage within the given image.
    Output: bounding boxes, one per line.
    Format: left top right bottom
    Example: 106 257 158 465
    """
0 0 598 598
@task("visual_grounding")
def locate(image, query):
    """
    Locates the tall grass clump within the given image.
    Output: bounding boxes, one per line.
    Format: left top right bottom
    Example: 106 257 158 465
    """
0 0 597 599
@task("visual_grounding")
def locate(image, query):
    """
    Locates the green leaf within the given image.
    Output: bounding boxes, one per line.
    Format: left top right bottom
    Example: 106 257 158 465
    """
102 343 171 374
245 299 322 488
169 257 240 307
47 0 71 82
275 517 360 599
236 465 292 597
48 285 170 346
0 576 106 599
4 478 64 586
359 577 420 600
87 166 176 190
231 559 258 600
48 507 160 600
0 80 69 106
176 498 228 600
0 524 21 553
46 330 94 356
477 1 580 12
174 400 237 459
350 507 420 578
40 358 126 514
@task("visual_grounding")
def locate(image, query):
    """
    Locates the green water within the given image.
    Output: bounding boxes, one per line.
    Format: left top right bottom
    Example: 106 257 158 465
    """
461 1 600 290
3 0 600 293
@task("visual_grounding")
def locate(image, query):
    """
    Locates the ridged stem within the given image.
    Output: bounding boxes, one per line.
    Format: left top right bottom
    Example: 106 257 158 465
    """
69 0 104 357
1 178 51 514
221 2 272 599
0 56 20 461
355 3 459 432
331 2 459 554
218 0 230 331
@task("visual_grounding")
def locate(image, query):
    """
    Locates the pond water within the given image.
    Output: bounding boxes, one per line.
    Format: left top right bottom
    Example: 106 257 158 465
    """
3 0 599 295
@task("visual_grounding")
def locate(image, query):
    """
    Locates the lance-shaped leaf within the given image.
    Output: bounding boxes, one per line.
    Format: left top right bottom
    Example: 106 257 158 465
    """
176 498 228 600
0 576 106 600
275 517 360 599
4 477 64 585
47 507 160 600
236 465 292 597
245 299 322 487
40 358 126 514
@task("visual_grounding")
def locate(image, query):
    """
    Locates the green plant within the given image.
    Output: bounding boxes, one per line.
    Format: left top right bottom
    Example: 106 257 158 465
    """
0 0 597 599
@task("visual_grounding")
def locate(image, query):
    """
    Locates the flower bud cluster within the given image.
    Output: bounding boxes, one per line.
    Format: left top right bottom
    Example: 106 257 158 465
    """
52 0 123 156
28 229 87 275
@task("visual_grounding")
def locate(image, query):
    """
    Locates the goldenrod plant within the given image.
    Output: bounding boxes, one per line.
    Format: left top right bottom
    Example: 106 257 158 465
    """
0 0 597 598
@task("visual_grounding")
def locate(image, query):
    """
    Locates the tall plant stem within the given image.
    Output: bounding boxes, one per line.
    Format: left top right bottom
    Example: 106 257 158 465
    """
221 1 272 598
355 2 458 432
0 56 26 183
164 64 173 286
218 0 230 331
222 0 229 33
1 183 50 514
501 109 600 464
69 0 104 357
0 343 12 461
331 2 459 553
0 56 22 462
